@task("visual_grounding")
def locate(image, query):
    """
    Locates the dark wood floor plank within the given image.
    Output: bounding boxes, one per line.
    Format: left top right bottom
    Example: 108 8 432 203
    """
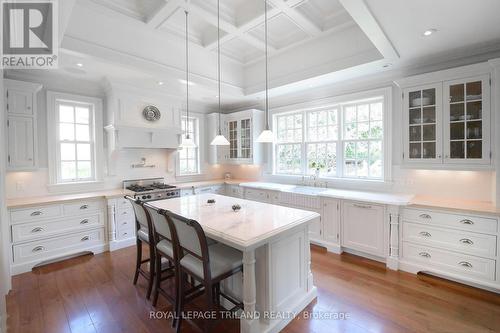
6 245 500 333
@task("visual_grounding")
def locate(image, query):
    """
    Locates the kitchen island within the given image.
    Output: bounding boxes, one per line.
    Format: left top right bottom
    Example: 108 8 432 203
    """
149 193 320 333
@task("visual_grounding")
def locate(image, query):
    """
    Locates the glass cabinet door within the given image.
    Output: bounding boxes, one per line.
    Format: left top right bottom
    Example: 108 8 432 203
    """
404 84 442 163
228 120 238 159
444 75 490 164
240 118 252 159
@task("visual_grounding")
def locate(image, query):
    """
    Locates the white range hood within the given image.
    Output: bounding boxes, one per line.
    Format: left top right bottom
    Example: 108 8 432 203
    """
105 124 181 149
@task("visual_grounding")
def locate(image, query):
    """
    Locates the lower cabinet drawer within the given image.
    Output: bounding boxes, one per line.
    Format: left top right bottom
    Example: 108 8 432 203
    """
403 208 498 234
11 214 104 243
117 226 135 240
64 200 104 216
403 222 497 258
10 204 62 224
402 242 496 281
13 228 105 264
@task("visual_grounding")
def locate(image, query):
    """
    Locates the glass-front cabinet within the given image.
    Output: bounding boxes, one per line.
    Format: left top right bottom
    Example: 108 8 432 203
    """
444 75 490 164
401 70 491 168
404 83 442 164
207 109 264 165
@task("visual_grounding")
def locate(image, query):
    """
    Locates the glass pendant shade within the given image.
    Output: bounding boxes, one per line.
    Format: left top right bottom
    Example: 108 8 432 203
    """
257 129 274 143
180 134 197 149
210 134 230 146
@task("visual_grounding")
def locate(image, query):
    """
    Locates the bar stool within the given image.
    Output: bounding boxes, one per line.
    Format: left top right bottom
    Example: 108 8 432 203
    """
143 203 178 310
162 209 244 333
125 196 157 299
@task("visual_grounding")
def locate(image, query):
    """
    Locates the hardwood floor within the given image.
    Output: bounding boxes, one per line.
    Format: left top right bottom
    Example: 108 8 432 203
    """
6 245 500 333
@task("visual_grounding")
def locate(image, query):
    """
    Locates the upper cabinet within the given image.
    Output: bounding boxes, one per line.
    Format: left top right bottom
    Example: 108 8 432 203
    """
207 109 264 165
399 63 492 169
4 79 42 171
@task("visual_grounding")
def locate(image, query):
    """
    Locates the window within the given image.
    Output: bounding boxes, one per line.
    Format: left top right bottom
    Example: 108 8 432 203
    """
47 92 103 188
275 112 303 174
57 102 94 182
273 94 386 180
178 117 200 175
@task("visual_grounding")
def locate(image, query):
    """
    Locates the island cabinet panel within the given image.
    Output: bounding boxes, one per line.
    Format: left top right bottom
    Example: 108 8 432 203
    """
341 201 385 257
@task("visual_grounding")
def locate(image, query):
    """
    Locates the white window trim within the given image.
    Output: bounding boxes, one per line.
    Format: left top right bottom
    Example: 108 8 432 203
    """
176 112 206 180
47 91 104 192
268 87 392 183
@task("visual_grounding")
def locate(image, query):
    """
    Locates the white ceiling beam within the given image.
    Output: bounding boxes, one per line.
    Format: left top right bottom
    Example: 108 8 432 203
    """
269 0 322 37
146 0 184 29
58 0 77 45
338 0 399 60
190 4 277 52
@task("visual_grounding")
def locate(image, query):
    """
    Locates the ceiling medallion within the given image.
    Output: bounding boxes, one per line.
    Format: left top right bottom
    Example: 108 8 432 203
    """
142 105 161 122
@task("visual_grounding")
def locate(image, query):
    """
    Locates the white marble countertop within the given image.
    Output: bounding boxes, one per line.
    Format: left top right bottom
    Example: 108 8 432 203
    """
147 193 320 251
239 181 413 206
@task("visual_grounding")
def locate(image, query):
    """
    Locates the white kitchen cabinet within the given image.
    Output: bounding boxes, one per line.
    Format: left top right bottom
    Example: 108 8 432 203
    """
194 185 225 195
399 63 492 169
225 184 242 198
341 201 385 257
7 116 35 169
4 79 42 171
322 199 340 248
207 109 264 165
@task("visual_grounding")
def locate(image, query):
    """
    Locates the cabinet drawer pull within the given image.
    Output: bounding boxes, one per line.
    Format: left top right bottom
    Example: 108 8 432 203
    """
353 204 372 209
460 219 474 225
80 219 89 225
122 211 128 215
122 222 128 225
80 205 89 210
458 261 473 268
81 236 90 241
459 238 474 245
419 231 431 237
30 211 43 216
32 246 45 252
31 227 44 233
419 214 431 219
419 252 431 258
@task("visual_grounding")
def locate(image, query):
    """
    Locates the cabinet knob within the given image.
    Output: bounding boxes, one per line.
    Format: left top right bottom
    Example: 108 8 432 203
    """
31 211 43 216
419 252 431 258
31 227 44 233
460 219 474 225
80 205 89 210
419 214 432 220
80 219 89 225
81 236 90 241
419 231 431 237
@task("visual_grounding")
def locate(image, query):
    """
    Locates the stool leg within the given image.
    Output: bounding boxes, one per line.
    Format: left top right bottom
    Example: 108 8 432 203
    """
152 253 162 306
176 272 186 333
133 239 142 285
146 244 155 300
204 283 214 333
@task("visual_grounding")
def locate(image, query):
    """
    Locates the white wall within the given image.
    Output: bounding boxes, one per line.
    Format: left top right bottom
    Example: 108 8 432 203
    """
0 70 9 333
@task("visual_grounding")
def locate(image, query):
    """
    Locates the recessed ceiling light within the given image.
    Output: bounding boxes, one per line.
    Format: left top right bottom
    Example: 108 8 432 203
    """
423 29 437 37
76 63 84 67
179 79 194 86
157 81 164 86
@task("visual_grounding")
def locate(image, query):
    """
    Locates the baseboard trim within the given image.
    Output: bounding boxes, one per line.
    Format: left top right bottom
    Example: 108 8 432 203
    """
109 237 136 251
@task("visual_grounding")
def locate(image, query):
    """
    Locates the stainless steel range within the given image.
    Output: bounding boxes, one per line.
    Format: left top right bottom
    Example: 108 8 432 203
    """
123 178 180 201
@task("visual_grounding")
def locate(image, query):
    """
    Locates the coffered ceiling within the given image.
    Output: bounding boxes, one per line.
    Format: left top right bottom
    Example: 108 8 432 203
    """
89 0 356 65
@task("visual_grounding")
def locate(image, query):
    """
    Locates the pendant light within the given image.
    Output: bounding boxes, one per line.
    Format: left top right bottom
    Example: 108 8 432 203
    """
210 0 230 146
257 0 274 143
180 9 196 149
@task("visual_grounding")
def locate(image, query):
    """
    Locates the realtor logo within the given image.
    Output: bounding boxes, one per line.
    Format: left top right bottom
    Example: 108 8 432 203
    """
2 0 58 68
